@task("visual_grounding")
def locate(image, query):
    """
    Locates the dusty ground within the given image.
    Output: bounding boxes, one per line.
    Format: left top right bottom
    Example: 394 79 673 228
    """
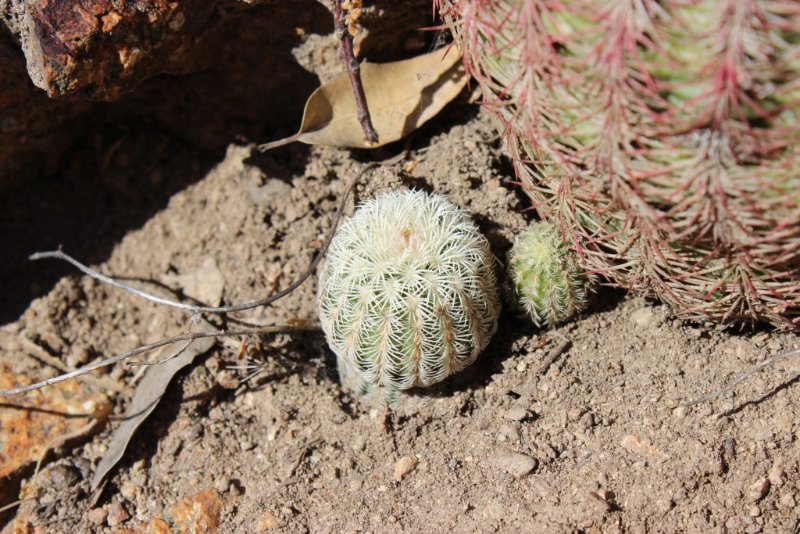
1 47 799 534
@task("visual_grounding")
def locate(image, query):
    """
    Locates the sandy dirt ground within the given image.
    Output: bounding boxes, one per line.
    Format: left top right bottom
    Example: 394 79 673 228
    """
1 41 799 534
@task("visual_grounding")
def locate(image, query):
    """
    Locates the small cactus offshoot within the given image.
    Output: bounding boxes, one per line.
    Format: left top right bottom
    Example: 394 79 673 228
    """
317 190 500 398
510 222 594 327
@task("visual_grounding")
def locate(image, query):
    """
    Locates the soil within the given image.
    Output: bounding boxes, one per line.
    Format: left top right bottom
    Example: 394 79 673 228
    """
1 39 799 534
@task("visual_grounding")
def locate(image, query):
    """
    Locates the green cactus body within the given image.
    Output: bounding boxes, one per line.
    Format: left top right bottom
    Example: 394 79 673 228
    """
317 190 500 398
439 0 800 330
510 223 593 327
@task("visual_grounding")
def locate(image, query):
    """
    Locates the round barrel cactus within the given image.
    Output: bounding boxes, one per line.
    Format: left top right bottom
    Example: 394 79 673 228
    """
317 190 501 397
510 222 594 327
438 0 800 330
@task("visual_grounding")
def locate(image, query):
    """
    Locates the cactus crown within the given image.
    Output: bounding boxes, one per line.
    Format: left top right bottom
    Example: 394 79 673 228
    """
510 222 594 327
317 190 500 395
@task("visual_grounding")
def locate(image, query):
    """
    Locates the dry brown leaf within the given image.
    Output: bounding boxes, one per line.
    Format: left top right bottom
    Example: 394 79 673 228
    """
90 326 216 490
260 46 467 150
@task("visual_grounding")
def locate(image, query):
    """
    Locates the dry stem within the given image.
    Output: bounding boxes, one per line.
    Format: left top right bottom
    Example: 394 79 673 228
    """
334 0 378 145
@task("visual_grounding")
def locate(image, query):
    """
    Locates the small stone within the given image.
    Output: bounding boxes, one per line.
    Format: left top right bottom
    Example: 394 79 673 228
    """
120 481 137 500
208 406 225 421
492 451 537 477
630 307 654 327
216 370 240 390
107 502 130 527
214 476 232 494
747 478 770 502
87 507 108 526
393 456 418 481
504 407 529 421
747 505 761 517
43 464 80 489
185 423 204 441
257 511 281 530
768 463 785 487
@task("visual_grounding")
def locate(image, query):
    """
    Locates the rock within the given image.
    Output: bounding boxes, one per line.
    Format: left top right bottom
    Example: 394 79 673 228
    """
171 488 224 533
393 455 418 481
86 507 108 526
216 370 240 390
0 369 109 507
747 477 770 502
503 407 529 421
492 451 537 477
768 463 785 487
107 501 130 527
1 0 435 186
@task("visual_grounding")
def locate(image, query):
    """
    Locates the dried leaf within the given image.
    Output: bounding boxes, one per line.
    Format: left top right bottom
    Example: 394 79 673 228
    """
90 330 215 490
261 47 467 150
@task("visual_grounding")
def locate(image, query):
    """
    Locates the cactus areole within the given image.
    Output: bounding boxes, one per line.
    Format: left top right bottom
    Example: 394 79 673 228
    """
317 190 500 394
438 0 800 330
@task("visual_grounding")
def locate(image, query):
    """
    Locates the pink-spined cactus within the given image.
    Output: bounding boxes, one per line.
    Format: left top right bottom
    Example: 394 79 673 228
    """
437 0 800 330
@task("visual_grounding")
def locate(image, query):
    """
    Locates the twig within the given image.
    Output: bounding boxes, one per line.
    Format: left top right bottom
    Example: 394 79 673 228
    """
682 347 800 407
19 336 122 393
0 498 34 515
334 0 378 145
126 340 193 366
0 325 319 397
29 164 378 316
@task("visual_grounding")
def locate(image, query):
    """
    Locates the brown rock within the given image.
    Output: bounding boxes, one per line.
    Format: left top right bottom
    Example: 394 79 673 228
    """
171 488 224 533
107 501 130 527
0 366 109 507
393 455 418 481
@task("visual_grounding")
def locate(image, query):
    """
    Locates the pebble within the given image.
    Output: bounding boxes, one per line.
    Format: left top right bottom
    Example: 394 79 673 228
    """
768 463 785 487
214 476 232 493
120 481 137 501
504 407 529 421
43 464 80 489
216 370 240 390
747 477 770 502
492 452 537 477
107 502 130 527
86 507 108 526
393 455 418 481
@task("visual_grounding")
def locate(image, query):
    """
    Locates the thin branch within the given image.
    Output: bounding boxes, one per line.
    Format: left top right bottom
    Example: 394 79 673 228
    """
334 0 378 145
126 340 193 366
0 325 319 397
683 347 800 407
29 164 378 316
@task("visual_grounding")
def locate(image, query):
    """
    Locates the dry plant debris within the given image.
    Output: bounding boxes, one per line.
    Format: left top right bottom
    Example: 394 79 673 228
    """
259 47 467 150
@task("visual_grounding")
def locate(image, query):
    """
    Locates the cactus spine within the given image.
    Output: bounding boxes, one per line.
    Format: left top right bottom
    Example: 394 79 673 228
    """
510 222 594 327
317 190 500 397
438 0 800 330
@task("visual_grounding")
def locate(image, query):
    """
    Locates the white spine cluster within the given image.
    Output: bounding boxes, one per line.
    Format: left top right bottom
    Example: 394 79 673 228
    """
318 190 500 395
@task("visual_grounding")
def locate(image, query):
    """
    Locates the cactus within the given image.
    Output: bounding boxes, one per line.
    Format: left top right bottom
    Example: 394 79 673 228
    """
510 222 594 327
317 190 501 398
438 0 800 330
